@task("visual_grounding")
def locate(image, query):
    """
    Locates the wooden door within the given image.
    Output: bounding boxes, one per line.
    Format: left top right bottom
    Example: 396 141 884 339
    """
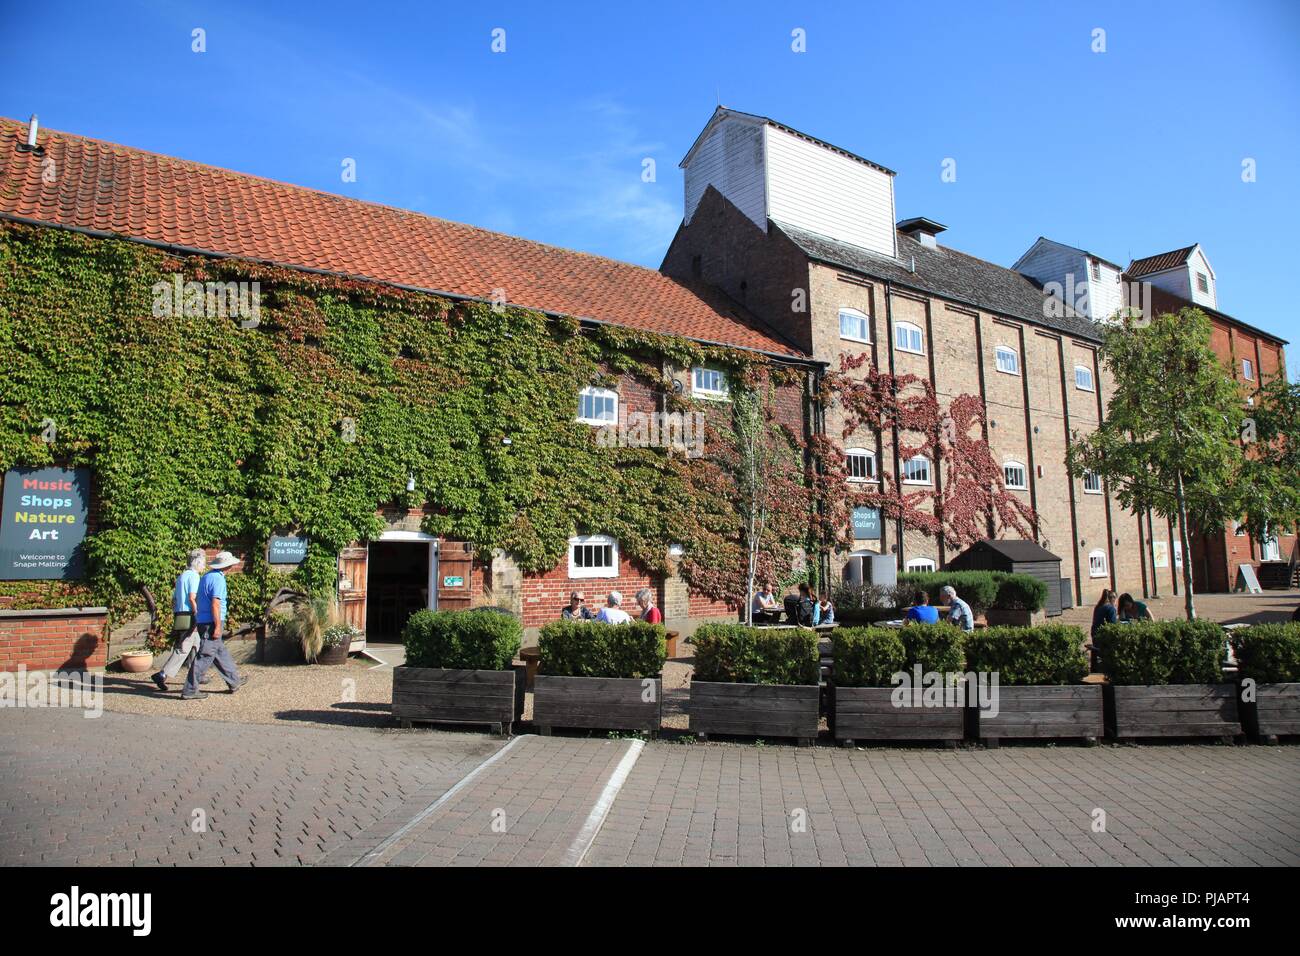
338 544 369 634
437 540 474 611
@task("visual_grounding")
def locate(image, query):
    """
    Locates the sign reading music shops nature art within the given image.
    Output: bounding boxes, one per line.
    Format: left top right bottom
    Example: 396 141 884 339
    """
0 467 91 580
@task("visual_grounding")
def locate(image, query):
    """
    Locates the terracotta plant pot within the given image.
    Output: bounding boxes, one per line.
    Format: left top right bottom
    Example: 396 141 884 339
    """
120 651 154 673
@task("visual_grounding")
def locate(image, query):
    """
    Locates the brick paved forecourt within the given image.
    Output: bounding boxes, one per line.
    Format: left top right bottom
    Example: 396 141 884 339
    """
2 707 1297 867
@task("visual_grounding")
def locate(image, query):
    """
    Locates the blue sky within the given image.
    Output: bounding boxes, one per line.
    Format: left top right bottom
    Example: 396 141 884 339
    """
2 0 1298 365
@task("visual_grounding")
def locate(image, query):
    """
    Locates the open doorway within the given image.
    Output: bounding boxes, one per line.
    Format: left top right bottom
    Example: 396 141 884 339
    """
365 538 436 644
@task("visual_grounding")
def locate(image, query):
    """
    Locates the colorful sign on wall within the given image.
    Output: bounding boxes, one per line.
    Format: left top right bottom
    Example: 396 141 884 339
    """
0 467 91 580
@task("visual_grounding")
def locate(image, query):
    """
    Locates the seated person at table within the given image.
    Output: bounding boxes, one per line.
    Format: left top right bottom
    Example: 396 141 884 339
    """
816 595 835 625
561 590 594 621
635 588 663 624
904 590 939 625
1118 593 1153 623
752 583 781 623
595 590 632 625
794 582 817 627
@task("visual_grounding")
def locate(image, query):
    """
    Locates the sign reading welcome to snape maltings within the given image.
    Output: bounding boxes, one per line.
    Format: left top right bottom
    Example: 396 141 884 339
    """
0 467 91 580
268 534 309 565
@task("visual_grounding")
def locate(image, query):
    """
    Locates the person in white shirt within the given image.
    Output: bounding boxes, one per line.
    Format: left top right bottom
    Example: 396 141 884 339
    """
595 591 632 624
941 585 974 633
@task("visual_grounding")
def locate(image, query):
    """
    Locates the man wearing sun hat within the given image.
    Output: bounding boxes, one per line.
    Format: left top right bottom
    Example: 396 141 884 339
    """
181 550 249 700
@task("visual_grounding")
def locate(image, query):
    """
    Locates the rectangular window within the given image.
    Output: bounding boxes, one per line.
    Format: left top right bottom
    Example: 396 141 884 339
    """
839 309 870 343
1242 358 1254 381
1088 550 1108 578
1083 470 1102 494
578 387 617 425
1074 366 1094 391
569 535 618 579
1003 463 1027 490
894 323 924 355
906 558 936 572
1090 261 1101 281
995 346 1019 375
902 456 931 485
846 450 876 482
1197 272 1209 293
692 367 730 399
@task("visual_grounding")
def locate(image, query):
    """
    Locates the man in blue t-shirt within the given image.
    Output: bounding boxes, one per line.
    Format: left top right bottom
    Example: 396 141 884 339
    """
182 551 247 700
152 549 208 690
904 590 940 625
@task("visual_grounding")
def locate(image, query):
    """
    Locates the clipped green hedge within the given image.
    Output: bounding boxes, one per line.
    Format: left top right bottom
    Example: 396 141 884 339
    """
1093 620 1226 685
692 623 819 685
403 609 522 670
1230 623 1300 684
833 623 967 687
895 571 1048 613
964 624 1088 685
538 620 666 679
896 623 966 675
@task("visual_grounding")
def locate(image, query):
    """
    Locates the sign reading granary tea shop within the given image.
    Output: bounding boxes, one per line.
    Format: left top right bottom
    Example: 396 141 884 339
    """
851 506 882 541
268 534 309 566
0 467 91 579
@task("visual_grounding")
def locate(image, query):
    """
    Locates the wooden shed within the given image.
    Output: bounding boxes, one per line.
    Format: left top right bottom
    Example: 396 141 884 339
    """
947 539 1064 617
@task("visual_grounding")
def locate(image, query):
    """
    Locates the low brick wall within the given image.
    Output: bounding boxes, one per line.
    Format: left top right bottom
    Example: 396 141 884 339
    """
0 607 110 672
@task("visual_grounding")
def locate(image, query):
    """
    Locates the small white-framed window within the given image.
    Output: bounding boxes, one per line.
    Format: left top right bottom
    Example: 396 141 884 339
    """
902 455 931 485
893 321 924 355
1234 522 1247 537
906 557 937 572
1090 260 1101 281
692 366 730 400
577 386 618 426
568 534 619 579
1088 549 1108 578
845 447 877 482
1074 365 1094 391
1082 470 1103 494
839 308 871 344
1242 358 1254 381
1003 461 1027 490
1197 272 1209 293
994 346 1020 375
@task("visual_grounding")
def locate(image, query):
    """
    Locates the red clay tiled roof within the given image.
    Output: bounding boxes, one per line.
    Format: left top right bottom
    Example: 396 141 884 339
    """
1126 245 1196 278
0 118 804 358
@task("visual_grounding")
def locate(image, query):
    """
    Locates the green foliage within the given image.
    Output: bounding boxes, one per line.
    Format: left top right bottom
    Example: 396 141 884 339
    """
1093 619 1226 685
1230 623 1300 684
402 609 522 671
895 623 966 676
833 627 907 687
895 570 1047 612
691 623 820 685
991 574 1049 611
321 622 361 650
1235 375 1300 543
963 625 1089 685
538 620 666 679
0 222 804 618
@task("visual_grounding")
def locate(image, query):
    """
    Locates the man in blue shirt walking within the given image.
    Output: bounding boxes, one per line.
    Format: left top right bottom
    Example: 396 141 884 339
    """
152 549 208 690
182 551 248 700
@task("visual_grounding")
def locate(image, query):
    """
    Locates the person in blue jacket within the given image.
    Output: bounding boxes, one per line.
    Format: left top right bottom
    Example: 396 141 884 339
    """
904 590 940 625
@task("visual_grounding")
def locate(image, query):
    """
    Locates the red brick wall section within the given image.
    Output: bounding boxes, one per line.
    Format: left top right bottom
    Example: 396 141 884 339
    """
520 553 659 630
0 610 108 672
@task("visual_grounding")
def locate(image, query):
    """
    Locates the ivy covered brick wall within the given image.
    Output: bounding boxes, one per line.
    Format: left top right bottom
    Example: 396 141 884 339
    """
0 221 821 624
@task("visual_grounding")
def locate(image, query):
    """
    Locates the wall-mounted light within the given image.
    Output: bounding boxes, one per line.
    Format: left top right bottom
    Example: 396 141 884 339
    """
406 475 416 492
502 437 512 446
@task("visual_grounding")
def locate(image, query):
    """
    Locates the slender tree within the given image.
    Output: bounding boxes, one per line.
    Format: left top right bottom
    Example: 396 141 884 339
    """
1235 374 1300 564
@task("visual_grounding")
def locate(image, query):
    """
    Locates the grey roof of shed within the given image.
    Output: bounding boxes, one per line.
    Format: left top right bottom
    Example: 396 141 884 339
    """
962 539 1063 563
772 221 1103 343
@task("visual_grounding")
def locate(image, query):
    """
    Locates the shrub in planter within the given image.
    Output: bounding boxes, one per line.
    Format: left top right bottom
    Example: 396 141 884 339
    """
963 625 1100 743
1094 620 1239 739
990 576 1049 612
831 624 966 745
393 609 525 733
1230 623 1300 741
533 621 666 734
898 572 1001 613
316 623 361 665
690 624 820 743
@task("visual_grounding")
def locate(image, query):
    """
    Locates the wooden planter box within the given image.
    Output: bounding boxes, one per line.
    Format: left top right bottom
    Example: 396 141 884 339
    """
975 685 1103 746
1243 682 1300 743
392 664 525 735
833 686 964 746
1108 684 1242 740
533 675 662 735
690 680 820 745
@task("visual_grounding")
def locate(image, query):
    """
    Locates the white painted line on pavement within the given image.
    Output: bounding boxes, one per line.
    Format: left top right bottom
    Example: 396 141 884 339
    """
351 733 533 867
563 738 645 867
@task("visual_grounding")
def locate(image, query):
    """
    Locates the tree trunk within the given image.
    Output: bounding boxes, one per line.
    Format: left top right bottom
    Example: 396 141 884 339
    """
1174 470 1196 620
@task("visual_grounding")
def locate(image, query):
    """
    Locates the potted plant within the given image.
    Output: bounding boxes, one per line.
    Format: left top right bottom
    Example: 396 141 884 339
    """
317 622 360 665
533 620 666 735
1095 619 1241 740
832 623 966 746
964 624 1101 746
689 624 820 745
1230 623 1300 744
392 609 524 734
281 593 351 664
118 647 154 673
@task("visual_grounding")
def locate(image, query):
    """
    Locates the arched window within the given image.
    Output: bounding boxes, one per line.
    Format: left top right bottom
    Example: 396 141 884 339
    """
1088 550 1108 578
845 447 877 482
1003 461 1027 490
839 307 871 343
569 534 619 579
1074 365 1095 391
994 345 1019 375
577 386 618 425
902 455 931 485
906 557 937 572
893 321 924 355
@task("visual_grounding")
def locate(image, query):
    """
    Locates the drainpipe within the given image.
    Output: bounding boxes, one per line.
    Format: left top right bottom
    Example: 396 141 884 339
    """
883 280 904 571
